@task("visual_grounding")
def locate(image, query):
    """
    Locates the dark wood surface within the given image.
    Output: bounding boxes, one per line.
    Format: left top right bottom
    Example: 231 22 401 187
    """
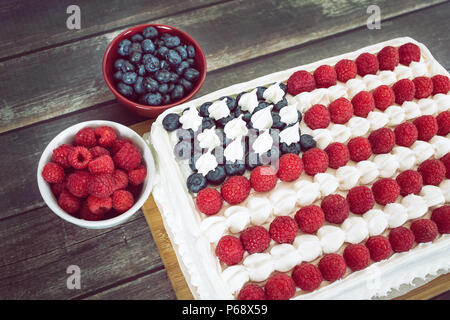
0 0 448 300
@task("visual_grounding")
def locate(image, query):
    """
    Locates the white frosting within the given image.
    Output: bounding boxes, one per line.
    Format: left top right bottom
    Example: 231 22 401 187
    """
222 266 249 294
328 84 348 100
363 74 383 91
224 137 244 162
330 124 352 143
247 197 273 225
238 89 259 113
269 187 297 216
197 127 220 150
356 160 379 184
263 82 285 104
179 106 202 131
200 216 228 243
384 203 408 228
434 94 450 113
252 130 273 155
440 180 450 202
367 111 389 130
402 101 422 120
270 244 302 272
311 129 333 149
279 104 299 125
420 185 445 208
392 146 417 171
294 180 321 206
373 154 399 178
348 117 371 137
224 115 248 140
410 61 428 77
417 98 438 116
385 106 405 126
242 253 274 282
224 205 251 233
208 99 230 120
250 106 273 131
394 64 413 80
336 166 361 190
195 152 218 175
364 209 389 236
430 136 450 158
411 141 434 163
378 70 397 86
293 235 322 262
346 78 366 97
402 194 428 219
342 217 369 244
314 173 339 196
317 225 346 254
279 123 300 145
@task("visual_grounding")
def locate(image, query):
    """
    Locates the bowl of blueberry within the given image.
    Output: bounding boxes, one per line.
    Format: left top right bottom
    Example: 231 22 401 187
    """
102 24 207 117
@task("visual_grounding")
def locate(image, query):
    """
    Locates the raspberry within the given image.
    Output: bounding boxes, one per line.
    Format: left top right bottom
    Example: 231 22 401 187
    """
314 65 337 88
196 187 223 215
42 162 65 183
238 284 266 300
51 179 67 197
277 153 303 182
335 59 357 83
394 122 418 147
328 97 353 124
368 127 395 154
398 42 421 66
417 159 446 186
371 178 400 205
127 181 143 198
51 144 73 169
111 138 133 155
264 273 296 300
392 79 415 105
215 235 244 266
431 75 450 94
347 137 372 162
324 143 350 169
343 244 370 271
365 236 392 262
94 126 117 148
396 170 423 196
88 155 115 175
412 77 433 99
372 85 395 111
410 219 438 243
113 169 129 190
58 190 81 214
74 127 97 148
269 216 298 244
128 165 147 186
431 206 450 234
347 186 375 214
441 153 450 179
69 146 92 170
87 173 115 198
79 201 102 221
240 226 270 254
113 142 142 171
66 171 90 198
112 190 134 213
89 146 110 159
389 226 415 252
377 46 399 71
250 165 277 192
304 104 330 129
318 253 346 282
87 195 112 216
302 148 328 176
220 176 251 205
436 111 450 136
351 91 375 118
321 194 349 224
291 263 322 291
355 52 379 76
294 205 325 234
286 70 316 95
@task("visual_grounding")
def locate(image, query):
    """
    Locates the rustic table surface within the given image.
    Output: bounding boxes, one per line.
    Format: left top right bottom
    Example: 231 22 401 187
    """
0 0 449 300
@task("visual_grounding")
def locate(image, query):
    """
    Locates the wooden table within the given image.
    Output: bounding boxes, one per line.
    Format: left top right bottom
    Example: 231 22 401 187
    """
0 0 448 300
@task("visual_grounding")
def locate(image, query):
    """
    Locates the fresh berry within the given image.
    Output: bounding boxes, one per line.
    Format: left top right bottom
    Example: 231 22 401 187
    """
321 194 349 224
441 153 450 179
335 59 357 83
87 173 115 198
51 179 67 197
343 244 370 271
398 42 421 66
417 159 446 186
318 253 346 282
377 46 399 71
394 122 418 147
328 97 353 124
304 104 330 129
79 201 102 221
392 79 415 105
294 205 325 234
355 52 379 76
325 142 350 169
264 273 296 300
87 195 112 216
410 219 438 243
186 172 207 193
220 176 251 205
224 161 246 176
299 134 317 152
215 235 244 266
250 165 277 192
269 216 298 244
412 77 433 99
113 142 142 171
372 85 395 111
292 263 322 291
88 155 115 175
51 144 74 169
351 91 375 118
431 206 450 234
112 190 134 213
431 75 450 94
365 236 391 262
89 146 111 159
205 165 227 185
371 178 400 205
277 153 303 182
302 148 328 176
128 165 147 186
347 186 375 214
66 171 90 198
368 127 395 154
42 162 65 183
436 111 450 136
240 226 270 254
74 127 97 148
389 226 415 252
94 126 117 148
196 187 223 215
69 146 92 170
286 70 315 95
396 170 423 196
314 65 337 88
238 284 266 300
58 190 81 214
111 138 133 155
347 137 372 162
113 169 129 190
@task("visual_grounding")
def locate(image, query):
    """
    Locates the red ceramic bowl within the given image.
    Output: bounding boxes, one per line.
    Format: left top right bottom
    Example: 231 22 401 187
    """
102 24 207 118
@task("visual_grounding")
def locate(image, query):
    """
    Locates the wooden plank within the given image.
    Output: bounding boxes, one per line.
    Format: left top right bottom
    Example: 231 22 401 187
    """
394 274 450 300
0 0 444 133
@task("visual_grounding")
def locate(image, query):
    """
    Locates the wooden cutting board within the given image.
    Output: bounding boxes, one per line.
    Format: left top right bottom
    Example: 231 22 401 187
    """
131 120 450 300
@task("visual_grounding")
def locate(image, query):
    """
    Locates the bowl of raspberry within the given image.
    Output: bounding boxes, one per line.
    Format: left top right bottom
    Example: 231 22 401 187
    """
102 23 207 118
37 121 155 229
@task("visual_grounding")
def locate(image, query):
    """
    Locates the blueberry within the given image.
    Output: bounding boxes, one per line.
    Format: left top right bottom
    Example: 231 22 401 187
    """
133 76 146 94
143 26 159 39
206 165 226 185
129 51 142 64
179 78 193 91
280 142 301 155
199 102 212 117
114 59 126 70
137 64 146 76
184 68 200 81
142 39 155 53
156 69 171 83
167 50 182 65
118 39 131 56
215 114 234 128
175 45 188 60
241 110 252 122
297 111 303 123
163 94 171 105
271 112 286 130
279 82 287 93
245 152 262 170
256 86 267 100
144 55 160 73
176 61 190 75
160 33 172 41
273 97 288 112
143 77 159 92
173 140 192 160
186 173 207 193
145 92 163 105
186 58 195 66
169 72 179 83
168 83 175 93
220 97 237 112
156 46 169 59
171 84 185 101
131 33 144 42
253 101 270 114
201 117 215 130
113 70 123 82
299 134 316 151
129 42 142 54
165 36 181 48
117 82 134 97
162 113 181 131
187 45 196 58
160 60 170 70
157 83 169 94
225 161 246 176
120 60 135 73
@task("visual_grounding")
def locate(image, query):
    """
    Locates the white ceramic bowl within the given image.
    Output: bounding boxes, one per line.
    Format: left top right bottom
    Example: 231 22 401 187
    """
37 120 155 229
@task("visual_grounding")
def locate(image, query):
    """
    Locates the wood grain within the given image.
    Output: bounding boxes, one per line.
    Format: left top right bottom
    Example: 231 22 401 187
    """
0 0 444 133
